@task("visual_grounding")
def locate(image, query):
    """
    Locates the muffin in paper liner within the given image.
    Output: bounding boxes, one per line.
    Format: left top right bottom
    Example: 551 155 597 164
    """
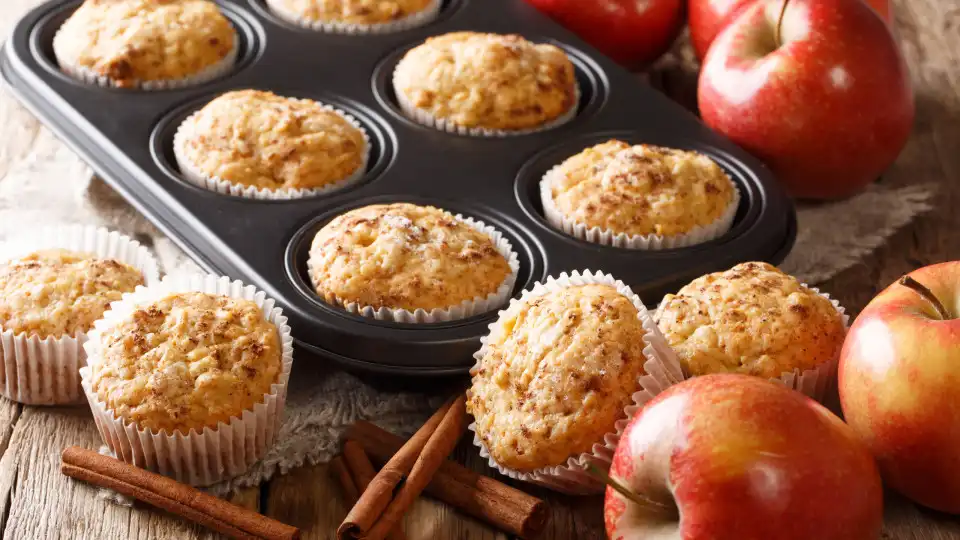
265 0 441 34
172 100 371 200
309 213 521 324
467 270 683 495
79 273 294 487
539 164 741 250
655 280 850 404
56 39 239 91
393 75 581 138
0 225 160 406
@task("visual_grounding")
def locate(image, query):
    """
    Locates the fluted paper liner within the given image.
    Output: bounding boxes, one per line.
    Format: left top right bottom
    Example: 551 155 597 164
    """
173 99 371 200
0 225 159 405
79 274 294 487
467 270 683 495
56 36 238 91
393 65 581 137
540 165 741 250
309 212 520 323
266 0 441 34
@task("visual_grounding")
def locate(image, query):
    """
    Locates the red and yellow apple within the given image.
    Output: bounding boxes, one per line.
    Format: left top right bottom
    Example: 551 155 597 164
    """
697 0 913 199
689 0 894 60
604 374 883 539
522 0 685 69
839 263 960 513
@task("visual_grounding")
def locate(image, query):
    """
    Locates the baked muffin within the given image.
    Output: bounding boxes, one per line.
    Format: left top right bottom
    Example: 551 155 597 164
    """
266 0 440 32
308 203 517 321
173 90 369 198
88 292 282 434
468 283 651 471
53 0 237 89
0 249 144 339
393 32 578 134
655 262 846 380
541 140 739 249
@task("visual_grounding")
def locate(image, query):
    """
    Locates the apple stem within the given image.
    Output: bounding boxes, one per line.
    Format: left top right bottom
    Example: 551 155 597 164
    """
584 464 676 518
899 275 950 320
774 0 791 48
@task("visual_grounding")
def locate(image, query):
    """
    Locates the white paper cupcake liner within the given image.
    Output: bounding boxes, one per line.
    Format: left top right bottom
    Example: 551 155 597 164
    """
309 212 520 324
265 0 441 34
173 99 371 200
393 66 581 137
79 274 294 487
56 37 238 91
0 225 160 405
540 166 741 250
467 270 684 495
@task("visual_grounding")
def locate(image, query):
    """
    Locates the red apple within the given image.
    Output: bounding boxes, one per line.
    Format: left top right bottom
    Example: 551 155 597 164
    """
839 263 960 513
689 0 894 60
523 0 685 69
604 374 883 540
697 0 914 199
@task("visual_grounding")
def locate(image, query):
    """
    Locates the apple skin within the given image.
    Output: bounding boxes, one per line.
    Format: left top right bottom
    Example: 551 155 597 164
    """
697 0 914 199
689 0 894 60
522 0 685 69
604 374 883 540
839 262 960 513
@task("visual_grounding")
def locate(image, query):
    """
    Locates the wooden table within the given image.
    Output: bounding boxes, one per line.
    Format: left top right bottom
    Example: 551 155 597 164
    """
1 0 959 538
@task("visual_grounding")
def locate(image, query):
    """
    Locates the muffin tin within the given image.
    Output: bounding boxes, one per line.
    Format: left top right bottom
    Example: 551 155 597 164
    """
1 0 796 377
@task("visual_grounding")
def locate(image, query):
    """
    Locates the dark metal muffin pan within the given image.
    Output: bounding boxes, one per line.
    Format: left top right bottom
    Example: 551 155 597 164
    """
1 0 796 376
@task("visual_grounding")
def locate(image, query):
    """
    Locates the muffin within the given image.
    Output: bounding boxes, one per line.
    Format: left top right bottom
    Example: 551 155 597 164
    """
308 203 518 323
53 0 237 89
655 262 847 397
467 270 680 494
0 226 158 405
540 140 740 249
393 32 579 135
80 274 293 486
266 0 441 33
173 90 370 199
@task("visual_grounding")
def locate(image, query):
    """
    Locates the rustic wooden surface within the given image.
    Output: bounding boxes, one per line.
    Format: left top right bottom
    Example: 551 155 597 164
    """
0 0 959 538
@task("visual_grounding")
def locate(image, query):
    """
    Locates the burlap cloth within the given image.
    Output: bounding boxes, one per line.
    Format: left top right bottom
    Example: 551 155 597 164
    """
0 145 933 495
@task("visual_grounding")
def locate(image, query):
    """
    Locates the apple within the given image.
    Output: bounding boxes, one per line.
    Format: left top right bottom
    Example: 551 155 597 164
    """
839 263 960 513
697 0 914 199
523 0 685 69
689 0 894 60
603 374 883 539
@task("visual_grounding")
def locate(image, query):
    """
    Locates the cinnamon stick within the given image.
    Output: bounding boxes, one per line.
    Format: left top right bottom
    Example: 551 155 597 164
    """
364 394 468 540
61 446 300 540
330 456 360 502
345 421 548 538
338 396 455 539
340 442 406 540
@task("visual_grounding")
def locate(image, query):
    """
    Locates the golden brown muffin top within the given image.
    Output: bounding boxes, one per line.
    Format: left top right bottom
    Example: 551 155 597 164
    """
0 249 144 339
655 262 846 379
53 0 236 87
393 32 578 131
467 284 649 471
177 90 368 191
308 203 512 312
544 140 737 237
269 0 435 24
89 292 282 434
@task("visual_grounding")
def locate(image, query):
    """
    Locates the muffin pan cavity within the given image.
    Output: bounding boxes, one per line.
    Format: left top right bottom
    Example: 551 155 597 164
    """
150 91 397 199
372 38 607 135
2 0 796 376
248 0 466 33
29 0 263 90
